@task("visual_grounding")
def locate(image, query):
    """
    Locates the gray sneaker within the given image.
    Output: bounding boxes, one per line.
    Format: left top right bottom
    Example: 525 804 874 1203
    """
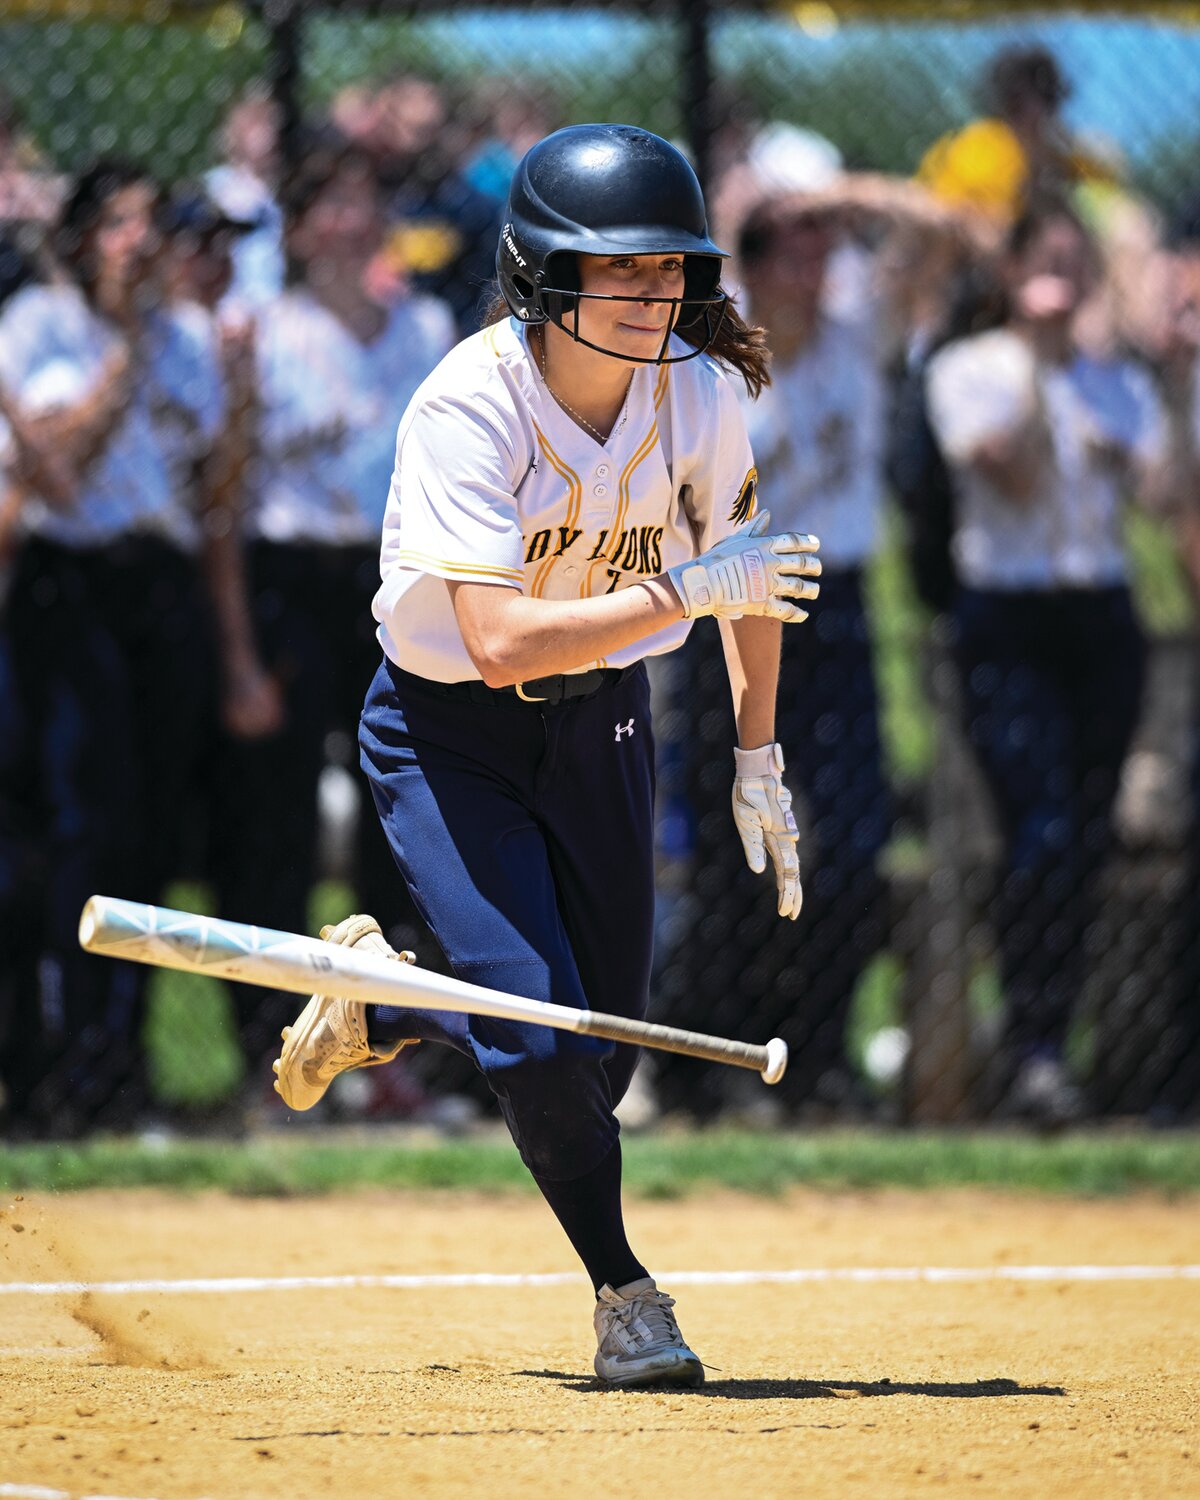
272 914 416 1111
593 1277 704 1389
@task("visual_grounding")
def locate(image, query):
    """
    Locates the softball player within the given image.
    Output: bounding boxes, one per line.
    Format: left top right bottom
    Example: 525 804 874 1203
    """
274 125 821 1387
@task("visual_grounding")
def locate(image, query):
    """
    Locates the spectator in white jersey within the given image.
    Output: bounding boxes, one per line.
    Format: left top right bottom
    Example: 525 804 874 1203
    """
204 88 286 311
926 200 1190 1124
0 160 227 1133
207 136 455 1103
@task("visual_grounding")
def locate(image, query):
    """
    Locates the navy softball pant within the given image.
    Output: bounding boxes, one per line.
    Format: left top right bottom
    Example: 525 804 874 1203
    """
359 657 655 1182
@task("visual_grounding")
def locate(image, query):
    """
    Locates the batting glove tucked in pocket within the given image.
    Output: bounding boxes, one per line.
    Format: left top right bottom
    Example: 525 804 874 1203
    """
732 741 803 920
667 511 821 622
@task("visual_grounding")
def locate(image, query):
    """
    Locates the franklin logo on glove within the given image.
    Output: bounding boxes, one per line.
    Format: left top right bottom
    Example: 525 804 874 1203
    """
667 511 820 623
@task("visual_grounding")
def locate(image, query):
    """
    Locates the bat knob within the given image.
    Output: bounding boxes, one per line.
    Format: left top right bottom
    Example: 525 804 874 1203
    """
761 1037 788 1086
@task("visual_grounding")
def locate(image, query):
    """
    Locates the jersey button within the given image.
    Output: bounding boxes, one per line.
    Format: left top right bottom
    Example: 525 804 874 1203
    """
596 464 611 477
564 565 579 577
594 483 608 496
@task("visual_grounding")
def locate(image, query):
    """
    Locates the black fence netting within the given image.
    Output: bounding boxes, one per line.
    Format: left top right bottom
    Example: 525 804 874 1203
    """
2 0 1200 1136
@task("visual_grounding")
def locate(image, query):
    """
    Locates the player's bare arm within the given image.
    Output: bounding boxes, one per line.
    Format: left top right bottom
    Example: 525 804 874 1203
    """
448 575 684 687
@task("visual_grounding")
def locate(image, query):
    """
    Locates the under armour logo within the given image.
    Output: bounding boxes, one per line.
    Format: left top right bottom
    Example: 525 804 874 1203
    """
615 719 636 742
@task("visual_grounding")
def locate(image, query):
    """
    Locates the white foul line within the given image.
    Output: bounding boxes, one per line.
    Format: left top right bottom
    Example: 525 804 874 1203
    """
0 1265 1198 1297
0 1487 214 1500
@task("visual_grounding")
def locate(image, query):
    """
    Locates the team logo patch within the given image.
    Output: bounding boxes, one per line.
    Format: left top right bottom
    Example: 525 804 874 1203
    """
728 467 758 526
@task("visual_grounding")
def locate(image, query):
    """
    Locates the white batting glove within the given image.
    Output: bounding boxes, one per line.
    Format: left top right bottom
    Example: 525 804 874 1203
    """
732 742 803 920
667 511 820 622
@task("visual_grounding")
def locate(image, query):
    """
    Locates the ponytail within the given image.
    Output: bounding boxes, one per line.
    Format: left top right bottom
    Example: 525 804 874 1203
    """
682 289 771 399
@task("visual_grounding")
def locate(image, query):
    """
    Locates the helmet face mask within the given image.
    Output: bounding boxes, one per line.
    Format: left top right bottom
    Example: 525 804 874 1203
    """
498 124 730 365
536 254 728 366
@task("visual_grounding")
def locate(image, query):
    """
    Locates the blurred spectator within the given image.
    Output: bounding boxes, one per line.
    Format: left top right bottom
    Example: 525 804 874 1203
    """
204 88 285 310
657 170 975 1121
366 74 501 334
0 159 228 1134
925 201 1190 1124
710 120 844 292
164 190 256 317
1140 224 1200 1122
0 86 64 306
918 45 1110 226
205 137 455 1102
458 77 558 203
0 399 35 1133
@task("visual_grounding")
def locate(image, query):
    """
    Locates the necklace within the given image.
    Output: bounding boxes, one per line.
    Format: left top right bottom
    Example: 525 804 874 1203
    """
534 330 632 445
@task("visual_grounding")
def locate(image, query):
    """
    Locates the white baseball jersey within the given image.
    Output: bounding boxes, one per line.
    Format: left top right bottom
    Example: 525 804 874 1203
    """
374 316 758 682
246 287 456 546
739 314 884 569
0 283 222 552
204 163 285 311
927 327 1164 590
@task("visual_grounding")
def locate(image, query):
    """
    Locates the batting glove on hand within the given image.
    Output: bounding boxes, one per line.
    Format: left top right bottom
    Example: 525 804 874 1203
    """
732 741 803 920
667 511 820 622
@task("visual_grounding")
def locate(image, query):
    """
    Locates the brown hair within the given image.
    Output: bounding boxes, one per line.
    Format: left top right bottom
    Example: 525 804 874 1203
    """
481 283 771 398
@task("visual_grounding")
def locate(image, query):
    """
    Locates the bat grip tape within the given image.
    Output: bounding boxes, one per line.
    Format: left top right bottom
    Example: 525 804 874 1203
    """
575 1010 770 1074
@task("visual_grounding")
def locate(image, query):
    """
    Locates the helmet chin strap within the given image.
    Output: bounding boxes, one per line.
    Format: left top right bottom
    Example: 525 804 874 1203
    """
541 289 729 366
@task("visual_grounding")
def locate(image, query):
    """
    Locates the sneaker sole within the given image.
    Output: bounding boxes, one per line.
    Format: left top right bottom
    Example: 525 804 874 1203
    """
595 1355 705 1391
273 994 337 1112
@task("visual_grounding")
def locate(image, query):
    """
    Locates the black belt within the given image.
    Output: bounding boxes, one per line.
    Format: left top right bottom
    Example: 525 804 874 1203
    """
391 663 632 706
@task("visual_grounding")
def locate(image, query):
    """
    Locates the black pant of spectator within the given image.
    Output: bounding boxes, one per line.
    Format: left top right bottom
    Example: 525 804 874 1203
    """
656 571 893 1117
208 541 429 1080
0 622 43 1131
1156 692 1200 1122
952 585 1145 1078
3 534 214 1131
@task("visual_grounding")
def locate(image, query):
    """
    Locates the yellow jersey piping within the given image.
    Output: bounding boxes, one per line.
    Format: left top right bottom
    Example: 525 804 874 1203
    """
392 549 524 584
528 419 582 598
582 369 669 597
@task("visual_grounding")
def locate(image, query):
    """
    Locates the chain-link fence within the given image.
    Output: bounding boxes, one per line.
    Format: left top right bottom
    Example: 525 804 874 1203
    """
2 1 1200 1137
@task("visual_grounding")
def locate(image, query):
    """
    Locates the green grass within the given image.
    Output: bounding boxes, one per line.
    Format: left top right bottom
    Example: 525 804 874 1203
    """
144 879 367 1106
1 1129 1196 1199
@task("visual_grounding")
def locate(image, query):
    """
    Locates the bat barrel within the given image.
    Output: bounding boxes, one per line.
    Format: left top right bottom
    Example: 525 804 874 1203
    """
78 895 589 1028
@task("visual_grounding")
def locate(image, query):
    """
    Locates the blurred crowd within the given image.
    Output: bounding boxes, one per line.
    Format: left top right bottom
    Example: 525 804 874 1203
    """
1 44 1199 1139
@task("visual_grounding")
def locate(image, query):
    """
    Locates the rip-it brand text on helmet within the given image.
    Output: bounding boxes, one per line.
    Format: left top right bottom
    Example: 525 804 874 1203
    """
497 123 729 365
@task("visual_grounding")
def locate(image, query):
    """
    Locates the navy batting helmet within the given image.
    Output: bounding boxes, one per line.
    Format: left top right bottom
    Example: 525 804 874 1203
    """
497 123 729 364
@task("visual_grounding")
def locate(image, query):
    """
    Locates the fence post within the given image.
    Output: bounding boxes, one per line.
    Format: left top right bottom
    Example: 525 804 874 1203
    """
264 0 305 174
679 0 713 192
904 619 979 1122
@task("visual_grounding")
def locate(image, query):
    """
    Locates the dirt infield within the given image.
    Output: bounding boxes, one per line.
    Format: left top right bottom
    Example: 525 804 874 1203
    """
1 1186 1198 1500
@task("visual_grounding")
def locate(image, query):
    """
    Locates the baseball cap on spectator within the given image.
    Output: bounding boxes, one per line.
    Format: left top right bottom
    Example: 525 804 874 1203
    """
743 122 843 197
166 190 258 239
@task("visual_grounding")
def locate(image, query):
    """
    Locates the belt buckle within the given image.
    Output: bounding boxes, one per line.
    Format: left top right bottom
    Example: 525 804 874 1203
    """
514 681 549 703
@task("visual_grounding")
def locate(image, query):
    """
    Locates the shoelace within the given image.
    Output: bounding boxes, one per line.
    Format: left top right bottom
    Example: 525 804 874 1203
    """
612 1289 682 1350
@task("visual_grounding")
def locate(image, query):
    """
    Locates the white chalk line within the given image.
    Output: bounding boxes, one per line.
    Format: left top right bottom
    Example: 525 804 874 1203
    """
0 1265 1198 1297
0 1488 213 1500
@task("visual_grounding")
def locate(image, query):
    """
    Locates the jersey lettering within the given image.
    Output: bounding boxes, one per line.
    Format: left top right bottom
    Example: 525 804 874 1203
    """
605 568 622 593
525 529 552 563
597 525 666 578
638 528 654 574
587 530 610 560
553 526 582 557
